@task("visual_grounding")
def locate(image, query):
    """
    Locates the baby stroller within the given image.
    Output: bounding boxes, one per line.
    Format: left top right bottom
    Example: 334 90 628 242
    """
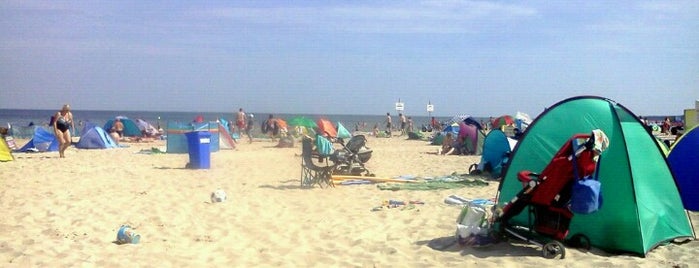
331 135 373 176
495 130 607 259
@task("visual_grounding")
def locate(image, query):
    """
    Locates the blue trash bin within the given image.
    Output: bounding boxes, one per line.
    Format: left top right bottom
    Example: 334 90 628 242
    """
185 131 211 169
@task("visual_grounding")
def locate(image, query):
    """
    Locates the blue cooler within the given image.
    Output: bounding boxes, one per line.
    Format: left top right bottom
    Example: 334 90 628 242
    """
185 131 211 169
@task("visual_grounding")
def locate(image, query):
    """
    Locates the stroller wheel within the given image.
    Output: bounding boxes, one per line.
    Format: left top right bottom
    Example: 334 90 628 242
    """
542 240 566 259
568 234 591 251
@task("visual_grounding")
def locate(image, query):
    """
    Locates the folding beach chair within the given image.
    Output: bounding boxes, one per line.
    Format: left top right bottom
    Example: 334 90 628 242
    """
300 137 336 188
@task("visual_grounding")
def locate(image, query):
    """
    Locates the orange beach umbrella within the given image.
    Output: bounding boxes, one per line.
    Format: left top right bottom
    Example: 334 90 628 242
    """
316 118 337 137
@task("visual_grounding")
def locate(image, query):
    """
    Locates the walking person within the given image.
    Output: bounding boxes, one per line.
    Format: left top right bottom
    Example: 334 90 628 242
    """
236 108 246 136
53 104 74 158
385 112 392 137
245 114 255 143
399 113 407 136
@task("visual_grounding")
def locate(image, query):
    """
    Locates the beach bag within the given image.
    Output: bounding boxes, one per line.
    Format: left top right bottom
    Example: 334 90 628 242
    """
570 156 603 214
455 201 496 247
456 201 493 237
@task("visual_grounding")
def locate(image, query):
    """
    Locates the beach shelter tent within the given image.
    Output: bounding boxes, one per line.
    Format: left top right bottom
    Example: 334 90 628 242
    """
668 125 699 211
457 122 485 155
135 119 158 137
0 137 14 161
474 129 513 178
218 117 241 140
104 117 141 137
514 111 533 131
75 123 118 149
336 122 351 139
18 127 59 152
432 123 460 145
497 96 695 256
217 122 236 150
166 121 220 153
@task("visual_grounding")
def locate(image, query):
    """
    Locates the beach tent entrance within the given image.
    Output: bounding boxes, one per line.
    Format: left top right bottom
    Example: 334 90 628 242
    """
104 117 141 137
18 127 59 152
75 123 118 149
668 125 699 211
497 96 695 256
0 137 14 161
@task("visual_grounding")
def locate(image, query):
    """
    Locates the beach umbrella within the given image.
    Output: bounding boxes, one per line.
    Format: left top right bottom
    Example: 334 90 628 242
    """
492 115 515 129
316 118 337 137
288 116 317 128
275 118 288 130
336 122 351 139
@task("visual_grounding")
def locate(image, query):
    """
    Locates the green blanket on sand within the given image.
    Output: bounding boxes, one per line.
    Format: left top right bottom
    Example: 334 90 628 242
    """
376 173 490 191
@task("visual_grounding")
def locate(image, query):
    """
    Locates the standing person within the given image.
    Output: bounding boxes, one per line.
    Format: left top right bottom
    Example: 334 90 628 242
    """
245 113 255 143
266 114 279 141
399 113 407 136
385 112 392 137
236 108 246 136
662 117 671 134
53 104 74 158
431 116 439 132
407 116 414 132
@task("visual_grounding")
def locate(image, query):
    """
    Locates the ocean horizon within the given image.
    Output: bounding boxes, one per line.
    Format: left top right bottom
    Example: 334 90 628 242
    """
1 108 470 138
1 108 681 139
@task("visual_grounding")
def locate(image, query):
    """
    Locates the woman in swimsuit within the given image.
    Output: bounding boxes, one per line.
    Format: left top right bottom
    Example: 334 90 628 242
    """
53 104 74 158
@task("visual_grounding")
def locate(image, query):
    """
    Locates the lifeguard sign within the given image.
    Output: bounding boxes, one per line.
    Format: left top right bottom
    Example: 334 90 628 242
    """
426 104 434 113
395 101 404 112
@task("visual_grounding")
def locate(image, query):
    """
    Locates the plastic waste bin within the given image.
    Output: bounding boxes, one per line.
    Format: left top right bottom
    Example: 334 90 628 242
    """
185 131 211 169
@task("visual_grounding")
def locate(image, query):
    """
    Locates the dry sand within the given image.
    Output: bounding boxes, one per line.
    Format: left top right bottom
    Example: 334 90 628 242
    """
1 135 697 267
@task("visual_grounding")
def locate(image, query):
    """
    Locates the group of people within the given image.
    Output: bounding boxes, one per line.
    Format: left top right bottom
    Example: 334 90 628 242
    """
376 112 414 137
234 108 255 143
233 108 290 144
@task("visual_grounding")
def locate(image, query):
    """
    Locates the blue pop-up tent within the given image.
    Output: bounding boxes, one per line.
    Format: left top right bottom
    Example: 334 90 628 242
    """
18 127 59 152
75 123 118 149
667 125 699 211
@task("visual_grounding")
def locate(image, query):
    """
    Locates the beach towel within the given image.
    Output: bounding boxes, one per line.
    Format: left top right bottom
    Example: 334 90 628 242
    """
315 135 334 156
376 174 489 191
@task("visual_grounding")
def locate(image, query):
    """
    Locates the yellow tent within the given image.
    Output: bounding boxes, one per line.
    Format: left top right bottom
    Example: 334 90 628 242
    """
0 137 14 162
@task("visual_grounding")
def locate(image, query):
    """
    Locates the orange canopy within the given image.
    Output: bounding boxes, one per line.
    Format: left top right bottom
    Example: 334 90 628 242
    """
316 118 337 137
275 118 288 130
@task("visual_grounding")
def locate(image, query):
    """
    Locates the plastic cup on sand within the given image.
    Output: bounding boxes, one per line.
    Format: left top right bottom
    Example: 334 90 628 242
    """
117 225 141 244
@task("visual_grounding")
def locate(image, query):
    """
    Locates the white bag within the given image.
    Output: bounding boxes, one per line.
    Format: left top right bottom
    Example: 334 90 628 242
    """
455 202 494 238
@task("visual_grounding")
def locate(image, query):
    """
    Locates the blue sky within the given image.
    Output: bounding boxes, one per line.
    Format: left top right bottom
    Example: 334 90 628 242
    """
1 1 697 118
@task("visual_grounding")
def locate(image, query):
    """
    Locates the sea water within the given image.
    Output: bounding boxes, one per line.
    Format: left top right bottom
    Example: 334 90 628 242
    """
1 108 467 138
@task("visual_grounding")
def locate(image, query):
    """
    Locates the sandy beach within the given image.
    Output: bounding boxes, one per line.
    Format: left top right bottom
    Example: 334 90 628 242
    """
1 135 697 267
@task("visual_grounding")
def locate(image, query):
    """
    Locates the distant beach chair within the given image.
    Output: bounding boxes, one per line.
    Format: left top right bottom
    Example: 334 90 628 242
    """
300 137 336 188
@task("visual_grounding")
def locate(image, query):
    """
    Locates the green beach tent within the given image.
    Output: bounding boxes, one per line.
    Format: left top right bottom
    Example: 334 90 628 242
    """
497 96 695 256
